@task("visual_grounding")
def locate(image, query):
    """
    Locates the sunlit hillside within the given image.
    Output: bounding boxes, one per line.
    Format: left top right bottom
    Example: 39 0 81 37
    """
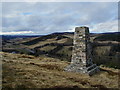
2 32 120 69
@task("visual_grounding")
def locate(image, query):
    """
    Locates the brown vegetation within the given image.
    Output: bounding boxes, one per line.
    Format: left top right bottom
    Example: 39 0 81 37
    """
2 52 119 89
2 32 120 69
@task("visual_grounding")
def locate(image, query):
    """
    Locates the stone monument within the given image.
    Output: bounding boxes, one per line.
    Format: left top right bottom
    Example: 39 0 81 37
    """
65 26 99 75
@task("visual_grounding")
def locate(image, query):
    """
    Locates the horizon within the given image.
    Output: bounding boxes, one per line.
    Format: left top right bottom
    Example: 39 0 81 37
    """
1 2 118 35
1 31 120 36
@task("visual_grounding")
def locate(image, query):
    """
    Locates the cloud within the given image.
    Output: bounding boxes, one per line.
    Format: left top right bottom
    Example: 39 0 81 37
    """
1 0 119 2
0 31 34 35
90 20 118 33
2 2 118 35
67 20 118 33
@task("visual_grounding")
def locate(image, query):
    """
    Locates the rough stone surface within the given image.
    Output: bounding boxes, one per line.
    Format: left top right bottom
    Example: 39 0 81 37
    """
65 26 99 75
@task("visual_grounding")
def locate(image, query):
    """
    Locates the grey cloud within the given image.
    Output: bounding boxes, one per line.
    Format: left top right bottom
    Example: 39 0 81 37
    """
2 2 118 35
89 20 118 33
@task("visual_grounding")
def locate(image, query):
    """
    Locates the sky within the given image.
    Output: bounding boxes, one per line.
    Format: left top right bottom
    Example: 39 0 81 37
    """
1 2 118 35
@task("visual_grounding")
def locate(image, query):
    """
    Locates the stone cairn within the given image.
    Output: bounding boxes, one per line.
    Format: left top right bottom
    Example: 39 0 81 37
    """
65 26 99 75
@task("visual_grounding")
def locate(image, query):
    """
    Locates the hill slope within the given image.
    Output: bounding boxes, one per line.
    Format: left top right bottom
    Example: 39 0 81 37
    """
2 52 119 88
2 32 120 68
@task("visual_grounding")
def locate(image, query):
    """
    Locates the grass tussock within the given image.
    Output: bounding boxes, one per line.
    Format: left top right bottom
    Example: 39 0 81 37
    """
1 52 119 89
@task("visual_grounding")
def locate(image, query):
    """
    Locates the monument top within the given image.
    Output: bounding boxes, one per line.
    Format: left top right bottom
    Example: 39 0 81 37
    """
75 26 89 29
75 26 89 33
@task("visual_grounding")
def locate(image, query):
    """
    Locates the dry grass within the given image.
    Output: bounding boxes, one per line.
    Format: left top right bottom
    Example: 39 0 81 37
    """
28 38 67 49
1 52 119 89
63 34 74 39
57 46 72 56
93 46 111 56
39 46 56 52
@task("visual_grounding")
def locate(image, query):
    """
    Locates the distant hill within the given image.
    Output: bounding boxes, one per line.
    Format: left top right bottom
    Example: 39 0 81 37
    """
94 32 120 42
1 35 42 40
2 32 120 69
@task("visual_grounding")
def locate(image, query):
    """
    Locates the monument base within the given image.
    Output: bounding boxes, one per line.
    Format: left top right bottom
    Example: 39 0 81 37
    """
64 63 100 76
